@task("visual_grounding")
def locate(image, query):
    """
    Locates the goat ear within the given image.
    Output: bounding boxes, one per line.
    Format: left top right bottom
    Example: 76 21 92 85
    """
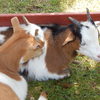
68 17 81 27
62 32 75 46
11 17 21 33
22 16 30 25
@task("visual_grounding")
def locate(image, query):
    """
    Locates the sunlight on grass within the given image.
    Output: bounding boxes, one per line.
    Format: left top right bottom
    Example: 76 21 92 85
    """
26 56 100 100
60 0 100 12
75 55 98 69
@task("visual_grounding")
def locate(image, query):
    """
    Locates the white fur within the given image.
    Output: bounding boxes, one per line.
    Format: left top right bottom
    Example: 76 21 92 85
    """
21 24 44 41
38 96 47 100
0 27 9 32
20 28 66 81
0 24 66 81
0 27 9 44
20 57 25 64
77 21 100 61
0 34 5 44
27 41 66 81
0 72 27 100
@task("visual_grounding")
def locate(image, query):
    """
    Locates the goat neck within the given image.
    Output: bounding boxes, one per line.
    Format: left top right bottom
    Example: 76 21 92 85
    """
0 32 30 80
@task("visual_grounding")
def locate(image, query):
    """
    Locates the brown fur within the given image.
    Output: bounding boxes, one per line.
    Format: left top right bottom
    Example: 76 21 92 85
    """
0 18 44 80
0 83 19 100
45 28 80 75
0 17 44 100
0 24 80 76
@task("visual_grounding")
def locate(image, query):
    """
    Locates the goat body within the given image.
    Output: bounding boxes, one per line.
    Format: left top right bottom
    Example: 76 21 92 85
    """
0 24 80 81
0 17 44 100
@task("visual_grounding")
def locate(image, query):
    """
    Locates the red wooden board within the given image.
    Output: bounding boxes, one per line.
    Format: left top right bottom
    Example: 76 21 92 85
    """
0 13 100 26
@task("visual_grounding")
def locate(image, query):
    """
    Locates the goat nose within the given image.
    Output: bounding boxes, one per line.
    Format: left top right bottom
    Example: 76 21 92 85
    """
97 55 100 58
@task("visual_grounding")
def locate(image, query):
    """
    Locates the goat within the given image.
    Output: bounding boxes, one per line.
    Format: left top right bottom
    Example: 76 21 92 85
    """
0 17 44 100
0 9 100 81
21 8 100 81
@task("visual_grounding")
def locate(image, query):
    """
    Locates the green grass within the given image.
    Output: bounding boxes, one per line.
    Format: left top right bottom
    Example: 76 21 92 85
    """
26 56 100 100
0 0 62 13
0 0 100 100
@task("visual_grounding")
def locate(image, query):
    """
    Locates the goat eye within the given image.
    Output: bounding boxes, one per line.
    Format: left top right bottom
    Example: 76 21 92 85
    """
81 42 86 46
85 25 89 28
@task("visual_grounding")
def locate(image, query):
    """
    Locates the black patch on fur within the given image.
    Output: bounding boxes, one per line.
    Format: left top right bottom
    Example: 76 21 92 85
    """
19 69 28 80
90 19 96 26
73 50 78 57
40 24 82 42
85 25 89 28
69 24 82 42
40 24 67 36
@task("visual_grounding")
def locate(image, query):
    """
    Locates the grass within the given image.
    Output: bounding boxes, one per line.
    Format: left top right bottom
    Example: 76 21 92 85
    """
27 56 100 100
0 0 62 13
0 0 100 13
0 0 100 100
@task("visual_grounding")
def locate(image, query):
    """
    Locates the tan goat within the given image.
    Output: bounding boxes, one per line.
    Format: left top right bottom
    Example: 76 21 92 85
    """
0 17 44 100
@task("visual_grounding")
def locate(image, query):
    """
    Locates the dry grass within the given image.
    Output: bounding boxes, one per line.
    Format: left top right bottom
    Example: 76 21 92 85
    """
60 0 100 12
